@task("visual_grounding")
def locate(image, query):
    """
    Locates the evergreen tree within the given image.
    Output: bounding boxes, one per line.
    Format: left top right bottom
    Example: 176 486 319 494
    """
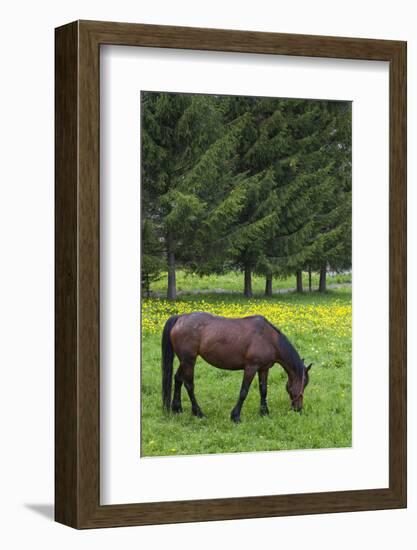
141 92 224 299
141 92 351 299
217 96 296 297
302 101 352 292
141 218 164 297
229 97 321 296
251 99 352 294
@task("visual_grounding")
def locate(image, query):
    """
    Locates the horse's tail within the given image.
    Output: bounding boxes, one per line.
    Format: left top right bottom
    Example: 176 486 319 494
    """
161 314 180 413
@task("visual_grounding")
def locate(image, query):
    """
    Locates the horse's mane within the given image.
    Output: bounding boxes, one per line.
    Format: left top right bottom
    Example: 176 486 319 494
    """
265 319 304 378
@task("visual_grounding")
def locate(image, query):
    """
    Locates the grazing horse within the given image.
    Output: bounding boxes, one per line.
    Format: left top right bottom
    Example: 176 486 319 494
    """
161 312 312 422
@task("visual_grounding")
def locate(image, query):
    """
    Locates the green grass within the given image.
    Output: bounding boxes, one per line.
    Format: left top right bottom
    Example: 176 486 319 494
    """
149 270 351 294
141 288 352 457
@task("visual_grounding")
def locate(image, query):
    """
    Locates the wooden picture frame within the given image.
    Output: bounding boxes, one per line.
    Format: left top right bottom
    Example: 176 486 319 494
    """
55 20 407 529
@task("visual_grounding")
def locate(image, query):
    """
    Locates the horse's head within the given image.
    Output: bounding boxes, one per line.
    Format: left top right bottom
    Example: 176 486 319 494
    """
286 362 312 412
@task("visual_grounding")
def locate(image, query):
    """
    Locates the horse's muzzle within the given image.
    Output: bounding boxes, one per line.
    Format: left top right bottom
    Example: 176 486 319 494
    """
291 399 303 413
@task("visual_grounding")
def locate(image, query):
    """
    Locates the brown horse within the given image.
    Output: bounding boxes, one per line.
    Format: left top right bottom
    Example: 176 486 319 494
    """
161 312 312 422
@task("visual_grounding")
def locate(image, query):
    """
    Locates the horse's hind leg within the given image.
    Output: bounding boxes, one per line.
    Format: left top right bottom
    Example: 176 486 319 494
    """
258 369 269 416
181 361 204 418
230 365 258 423
171 366 184 414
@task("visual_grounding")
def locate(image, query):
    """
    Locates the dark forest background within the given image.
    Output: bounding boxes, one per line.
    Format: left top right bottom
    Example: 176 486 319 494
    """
141 91 352 299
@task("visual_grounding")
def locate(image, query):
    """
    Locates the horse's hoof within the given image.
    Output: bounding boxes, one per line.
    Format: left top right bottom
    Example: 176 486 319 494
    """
260 407 269 417
193 409 205 418
231 411 241 423
171 404 183 414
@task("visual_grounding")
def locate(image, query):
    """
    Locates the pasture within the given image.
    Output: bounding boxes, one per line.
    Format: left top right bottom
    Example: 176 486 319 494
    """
149 270 351 295
141 285 352 457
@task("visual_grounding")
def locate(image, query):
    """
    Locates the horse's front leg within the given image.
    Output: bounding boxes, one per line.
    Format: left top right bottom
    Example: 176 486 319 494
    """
258 369 269 416
230 365 258 423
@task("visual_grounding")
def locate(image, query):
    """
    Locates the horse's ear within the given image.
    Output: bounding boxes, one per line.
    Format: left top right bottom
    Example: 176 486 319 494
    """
307 363 312 371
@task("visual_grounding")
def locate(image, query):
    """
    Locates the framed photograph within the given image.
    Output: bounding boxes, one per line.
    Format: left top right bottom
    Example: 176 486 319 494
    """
55 20 406 528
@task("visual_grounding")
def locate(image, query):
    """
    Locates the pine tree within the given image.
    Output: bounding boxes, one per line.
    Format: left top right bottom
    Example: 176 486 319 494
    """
302 101 352 292
141 92 224 299
217 96 295 297
141 92 351 299
227 97 321 296
251 99 352 294
141 218 164 297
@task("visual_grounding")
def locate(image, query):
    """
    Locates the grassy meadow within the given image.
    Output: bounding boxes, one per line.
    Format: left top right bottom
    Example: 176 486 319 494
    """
141 277 352 457
149 270 351 295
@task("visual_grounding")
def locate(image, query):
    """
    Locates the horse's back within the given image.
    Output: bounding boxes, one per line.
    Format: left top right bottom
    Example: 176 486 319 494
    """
170 312 276 369
172 312 272 342
171 311 216 334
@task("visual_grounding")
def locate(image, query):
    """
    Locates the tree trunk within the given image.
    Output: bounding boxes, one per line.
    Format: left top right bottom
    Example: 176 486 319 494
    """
296 270 303 292
308 268 312 292
144 273 150 298
319 264 327 292
167 240 177 300
265 274 273 296
244 265 253 298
